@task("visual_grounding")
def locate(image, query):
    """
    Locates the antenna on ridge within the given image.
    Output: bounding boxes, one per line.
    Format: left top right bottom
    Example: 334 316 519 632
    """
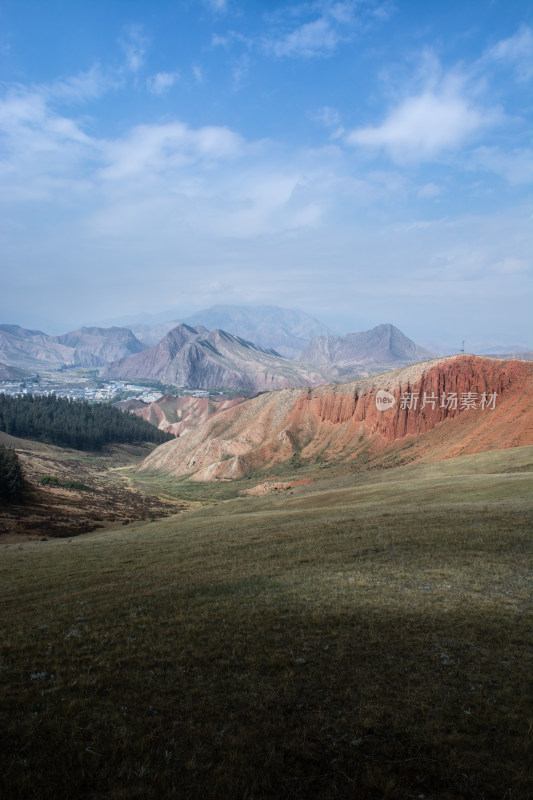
460 340 465 353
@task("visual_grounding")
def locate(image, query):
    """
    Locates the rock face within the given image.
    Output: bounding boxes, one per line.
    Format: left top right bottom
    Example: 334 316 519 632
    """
301 323 434 367
0 324 146 370
103 324 339 391
138 355 533 481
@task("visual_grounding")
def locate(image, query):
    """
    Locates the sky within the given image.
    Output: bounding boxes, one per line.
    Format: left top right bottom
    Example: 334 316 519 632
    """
0 0 532 349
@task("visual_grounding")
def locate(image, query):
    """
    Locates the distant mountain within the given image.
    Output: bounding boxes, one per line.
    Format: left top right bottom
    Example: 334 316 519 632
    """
103 323 338 391
181 305 331 359
0 324 146 371
52 327 147 367
127 321 181 347
0 325 75 370
482 351 533 361
301 324 434 367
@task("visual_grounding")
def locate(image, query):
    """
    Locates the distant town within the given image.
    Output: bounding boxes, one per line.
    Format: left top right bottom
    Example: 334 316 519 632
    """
0 371 221 404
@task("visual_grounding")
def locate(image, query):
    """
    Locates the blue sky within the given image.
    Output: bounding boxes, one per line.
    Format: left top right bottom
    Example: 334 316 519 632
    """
0 0 531 349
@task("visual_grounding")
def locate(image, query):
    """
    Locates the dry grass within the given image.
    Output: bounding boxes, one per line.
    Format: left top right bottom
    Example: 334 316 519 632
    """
0 447 532 799
0 432 186 540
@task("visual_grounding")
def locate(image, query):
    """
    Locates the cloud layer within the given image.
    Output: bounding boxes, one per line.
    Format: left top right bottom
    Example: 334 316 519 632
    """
0 6 531 345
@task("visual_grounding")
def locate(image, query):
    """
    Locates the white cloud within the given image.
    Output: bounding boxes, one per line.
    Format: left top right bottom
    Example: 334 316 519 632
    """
486 24 533 82
346 82 500 162
231 54 250 89
146 71 179 95
314 106 344 138
417 182 441 199
266 17 340 58
203 0 227 12
99 122 246 181
48 64 116 102
261 1 390 59
0 88 94 156
468 146 533 186
119 24 149 73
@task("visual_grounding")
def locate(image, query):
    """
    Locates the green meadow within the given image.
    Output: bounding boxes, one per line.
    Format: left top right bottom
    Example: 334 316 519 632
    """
1 447 532 799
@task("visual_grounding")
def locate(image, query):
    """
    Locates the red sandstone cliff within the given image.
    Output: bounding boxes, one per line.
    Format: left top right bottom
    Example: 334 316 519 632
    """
137 355 533 481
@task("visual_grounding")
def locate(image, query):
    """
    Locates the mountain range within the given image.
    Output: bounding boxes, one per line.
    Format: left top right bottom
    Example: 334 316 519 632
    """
138 355 533 482
126 305 331 356
103 324 339 391
2 305 529 392
0 325 146 371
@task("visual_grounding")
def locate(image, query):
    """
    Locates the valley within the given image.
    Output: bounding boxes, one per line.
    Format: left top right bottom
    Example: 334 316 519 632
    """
1 336 532 799
0 431 188 541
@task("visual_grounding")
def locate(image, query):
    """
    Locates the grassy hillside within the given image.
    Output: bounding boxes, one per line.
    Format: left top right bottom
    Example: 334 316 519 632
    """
1 447 532 799
0 431 187 540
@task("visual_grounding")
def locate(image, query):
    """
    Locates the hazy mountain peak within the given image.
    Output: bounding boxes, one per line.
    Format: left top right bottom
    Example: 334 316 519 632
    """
301 324 434 367
181 304 331 359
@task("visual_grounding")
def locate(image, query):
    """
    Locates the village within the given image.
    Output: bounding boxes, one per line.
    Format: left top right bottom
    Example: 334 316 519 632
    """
0 373 215 404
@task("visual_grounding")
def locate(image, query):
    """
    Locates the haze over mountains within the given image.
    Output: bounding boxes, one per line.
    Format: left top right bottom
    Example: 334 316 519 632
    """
302 324 434 367
182 305 331 359
103 324 339 392
127 305 330 355
1 306 530 391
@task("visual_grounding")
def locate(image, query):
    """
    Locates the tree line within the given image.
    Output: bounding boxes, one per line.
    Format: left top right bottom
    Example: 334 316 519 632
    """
0 394 174 451
0 445 26 503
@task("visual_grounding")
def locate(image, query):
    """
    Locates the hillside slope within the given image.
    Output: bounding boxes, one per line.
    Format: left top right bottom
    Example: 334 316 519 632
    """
138 355 533 481
133 393 247 436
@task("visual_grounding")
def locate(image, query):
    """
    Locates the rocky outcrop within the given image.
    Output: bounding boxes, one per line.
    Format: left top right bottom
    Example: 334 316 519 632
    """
137 355 533 481
301 323 434 367
103 324 339 391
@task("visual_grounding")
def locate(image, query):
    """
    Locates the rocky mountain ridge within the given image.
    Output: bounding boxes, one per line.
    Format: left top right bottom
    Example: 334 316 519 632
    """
181 304 331 359
137 355 533 481
103 324 340 391
0 324 146 371
302 323 434 366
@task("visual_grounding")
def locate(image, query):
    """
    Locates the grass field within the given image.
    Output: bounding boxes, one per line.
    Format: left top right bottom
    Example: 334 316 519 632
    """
1 446 532 799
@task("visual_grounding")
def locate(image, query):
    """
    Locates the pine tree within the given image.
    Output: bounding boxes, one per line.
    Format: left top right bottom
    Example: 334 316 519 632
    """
0 445 26 503
0 393 174 451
